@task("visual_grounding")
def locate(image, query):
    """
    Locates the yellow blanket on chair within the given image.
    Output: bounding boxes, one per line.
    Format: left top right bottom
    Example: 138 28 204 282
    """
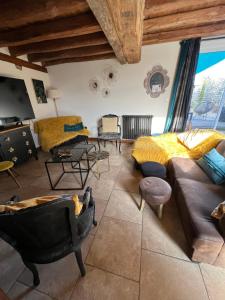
132 129 225 165
34 116 89 152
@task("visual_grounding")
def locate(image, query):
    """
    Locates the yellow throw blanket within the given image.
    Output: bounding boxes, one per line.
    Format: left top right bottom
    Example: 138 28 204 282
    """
34 116 89 152
132 130 225 165
0 194 83 216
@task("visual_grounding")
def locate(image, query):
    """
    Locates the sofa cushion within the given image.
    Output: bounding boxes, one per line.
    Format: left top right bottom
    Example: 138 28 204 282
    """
175 178 225 263
197 148 225 184
168 157 211 183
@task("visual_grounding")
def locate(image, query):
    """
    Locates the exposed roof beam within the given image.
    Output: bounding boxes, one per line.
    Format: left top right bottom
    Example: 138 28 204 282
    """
0 0 89 30
144 5 225 34
144 0 225 19
44 53 115 66
9 32 108 57
28 44 113 62
0 12 101 47
0 52 47 73
143 21 225 45
87 0 145 64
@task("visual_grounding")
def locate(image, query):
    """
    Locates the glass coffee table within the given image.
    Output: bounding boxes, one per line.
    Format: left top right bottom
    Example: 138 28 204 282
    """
45 148 89 190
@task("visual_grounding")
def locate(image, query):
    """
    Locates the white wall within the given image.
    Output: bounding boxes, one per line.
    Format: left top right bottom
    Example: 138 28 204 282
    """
48 42 180 136
0 49 56 145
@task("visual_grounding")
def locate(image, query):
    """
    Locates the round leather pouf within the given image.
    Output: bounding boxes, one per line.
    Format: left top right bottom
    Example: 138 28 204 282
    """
139 177 171 206
140 161 167 179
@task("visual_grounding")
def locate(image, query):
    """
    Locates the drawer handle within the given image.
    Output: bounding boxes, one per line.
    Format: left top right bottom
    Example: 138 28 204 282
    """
22 131 27 136
26 141 30 146
28 149 32 154
12 156 18 162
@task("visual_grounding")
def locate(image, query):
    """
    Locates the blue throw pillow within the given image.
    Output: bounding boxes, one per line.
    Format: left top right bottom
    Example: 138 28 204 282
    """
64 123 84 132
197 148 225 184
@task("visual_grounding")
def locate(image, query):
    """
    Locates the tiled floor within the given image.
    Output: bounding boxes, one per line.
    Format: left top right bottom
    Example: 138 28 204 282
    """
1 142 225 300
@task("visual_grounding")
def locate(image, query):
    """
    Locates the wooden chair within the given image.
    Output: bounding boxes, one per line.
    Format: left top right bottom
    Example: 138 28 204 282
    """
0 187 97 286
97 114 121 152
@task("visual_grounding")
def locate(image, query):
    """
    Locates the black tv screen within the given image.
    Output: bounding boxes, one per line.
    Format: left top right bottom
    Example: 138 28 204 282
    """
0 76 35 124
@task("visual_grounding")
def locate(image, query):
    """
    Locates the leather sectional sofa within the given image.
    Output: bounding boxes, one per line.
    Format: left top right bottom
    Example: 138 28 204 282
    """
168 140 225 267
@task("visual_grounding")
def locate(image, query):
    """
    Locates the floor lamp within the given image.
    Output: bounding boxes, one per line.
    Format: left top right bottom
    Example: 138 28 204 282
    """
47 89 61 117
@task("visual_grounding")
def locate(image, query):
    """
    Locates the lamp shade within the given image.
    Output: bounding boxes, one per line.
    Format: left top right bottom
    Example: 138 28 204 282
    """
47 89 61 99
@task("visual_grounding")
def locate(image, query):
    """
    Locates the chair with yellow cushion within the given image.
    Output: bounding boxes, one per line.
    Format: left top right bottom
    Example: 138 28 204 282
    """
0 161 21 188
0 187 97 286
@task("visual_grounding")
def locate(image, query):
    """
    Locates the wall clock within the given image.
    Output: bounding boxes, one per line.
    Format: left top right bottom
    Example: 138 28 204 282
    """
144 65 170 98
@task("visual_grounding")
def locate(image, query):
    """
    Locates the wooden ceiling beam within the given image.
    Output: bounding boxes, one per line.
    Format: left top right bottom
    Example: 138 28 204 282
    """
9 32 108 57
28 44 113 62
44 53 115 66
144 0 225 19
143 21 225 45
0 52 47 73
0 0 89 30
87 0 145 64
0 12 101 47
144 5 225 34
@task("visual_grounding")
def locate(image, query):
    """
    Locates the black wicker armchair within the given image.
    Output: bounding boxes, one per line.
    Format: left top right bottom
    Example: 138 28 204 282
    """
0 187 97 286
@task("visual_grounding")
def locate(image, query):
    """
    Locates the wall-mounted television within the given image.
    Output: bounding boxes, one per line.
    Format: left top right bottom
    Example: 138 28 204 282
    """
0 76 35 125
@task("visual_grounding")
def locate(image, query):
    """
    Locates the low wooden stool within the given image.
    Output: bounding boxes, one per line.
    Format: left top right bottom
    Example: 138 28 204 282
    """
139 177 171 218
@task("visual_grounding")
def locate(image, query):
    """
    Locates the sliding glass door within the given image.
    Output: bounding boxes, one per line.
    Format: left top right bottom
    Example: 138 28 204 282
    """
187 50 225 132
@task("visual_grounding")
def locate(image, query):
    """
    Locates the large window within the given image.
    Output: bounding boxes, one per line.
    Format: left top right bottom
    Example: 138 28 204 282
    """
187 50 225 132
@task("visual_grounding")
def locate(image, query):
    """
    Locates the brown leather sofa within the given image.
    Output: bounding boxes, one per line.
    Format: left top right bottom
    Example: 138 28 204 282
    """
168 140 225 267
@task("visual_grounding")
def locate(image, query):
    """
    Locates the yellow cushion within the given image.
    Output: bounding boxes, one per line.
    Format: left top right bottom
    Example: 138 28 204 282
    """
132 130 225 165
0 161 14 172
177 129 214 150
34 116 89 152
0 194 83 216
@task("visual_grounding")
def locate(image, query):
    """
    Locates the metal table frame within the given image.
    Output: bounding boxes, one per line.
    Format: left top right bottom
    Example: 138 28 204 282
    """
45 149 90 190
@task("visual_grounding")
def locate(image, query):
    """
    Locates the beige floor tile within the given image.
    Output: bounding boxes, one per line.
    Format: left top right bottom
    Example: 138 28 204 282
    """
200 263 225 300
7 282 52 300
140 250 208 300
142 203 190 260
70 266 139 300
18 254 79 300
87 176 115 201
114 171 140 193
0 240 24 293
104 190 142 224
91 198 107 234
18 234 94 300
86 216 141 281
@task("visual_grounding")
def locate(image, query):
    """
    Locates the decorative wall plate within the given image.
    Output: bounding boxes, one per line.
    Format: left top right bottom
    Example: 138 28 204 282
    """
103 65 118 84
89 78 100 92
102 88 110 98
144 65 170 98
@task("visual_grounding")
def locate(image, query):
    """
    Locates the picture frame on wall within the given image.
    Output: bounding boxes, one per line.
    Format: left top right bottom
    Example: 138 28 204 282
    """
32 79 47 104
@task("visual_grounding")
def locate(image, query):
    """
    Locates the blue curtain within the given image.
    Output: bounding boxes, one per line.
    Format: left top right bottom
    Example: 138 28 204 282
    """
164 38 201 132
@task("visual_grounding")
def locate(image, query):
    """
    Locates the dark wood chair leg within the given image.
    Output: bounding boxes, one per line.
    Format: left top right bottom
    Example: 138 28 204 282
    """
7 169 21 188
75 248 86 277
22 259 40 286
97 139 101 151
